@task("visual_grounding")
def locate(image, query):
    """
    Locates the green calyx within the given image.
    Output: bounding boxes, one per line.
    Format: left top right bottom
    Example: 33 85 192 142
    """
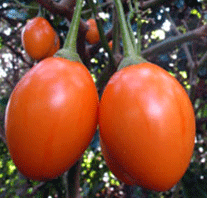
54 0 83 63
118 55 147 71
54 48 82 63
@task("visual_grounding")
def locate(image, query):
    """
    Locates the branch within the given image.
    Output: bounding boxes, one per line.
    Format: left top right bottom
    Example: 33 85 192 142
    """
35 0 74 17
167 13 195 69
0 125 6 145
35 0 89 65
35 0 88 34
13 0 39 10
0 33 33 67
198 51 207 68
82 1 113 15
166 13 198 99
29 182 47 197
141 0 177 10
67 159 82 198
141 25 207 58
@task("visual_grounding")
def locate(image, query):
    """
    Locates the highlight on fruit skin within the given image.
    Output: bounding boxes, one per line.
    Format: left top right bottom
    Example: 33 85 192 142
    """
21 17 60 60
5 57 99 181
85 18 100 44
99 62 196 192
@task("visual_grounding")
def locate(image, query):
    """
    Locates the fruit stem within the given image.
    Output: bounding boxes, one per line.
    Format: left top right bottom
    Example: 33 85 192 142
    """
113 0 137 59
63 0 83 53
37 5 45 17
113 0 148 70
112 7 120 54
54 0 83 62
87 0 115 67
134 1 142 56
127 0 136 51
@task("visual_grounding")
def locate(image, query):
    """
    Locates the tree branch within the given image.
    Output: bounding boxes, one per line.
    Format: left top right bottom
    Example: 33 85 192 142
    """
198 51 207 68
141 0 177 10
0 125 6 145
0 32 33 67
167 13 195 68
67 159 82 198
29 182 47 197
35 0 88 34
141 25 207 58
166 13 198 99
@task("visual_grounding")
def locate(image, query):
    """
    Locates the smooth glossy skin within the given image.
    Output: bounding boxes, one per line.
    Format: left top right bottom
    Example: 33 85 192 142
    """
100 138 135 185
5 57 99 181
85 19 100 44
22 17 60 60
45 34 60 58
99 62 196 191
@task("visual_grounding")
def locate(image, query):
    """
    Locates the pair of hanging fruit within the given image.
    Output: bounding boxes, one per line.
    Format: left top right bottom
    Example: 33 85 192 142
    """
5 0 98 181
6 0 195 192
99 0 195 192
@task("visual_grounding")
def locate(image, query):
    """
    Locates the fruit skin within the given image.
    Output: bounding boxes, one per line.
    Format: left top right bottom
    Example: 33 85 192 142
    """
45 34 60 58
85 19 100 44
21 17 60 60
5 57 99 181
100 138 135 185
99 62 195 191
108 40 113 50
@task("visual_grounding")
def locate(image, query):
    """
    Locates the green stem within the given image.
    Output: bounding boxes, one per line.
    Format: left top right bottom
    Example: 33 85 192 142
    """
112 6 120 54
114 0 147 70
134 1 142 55
127 0 136 50
87 0 115 67
63 0 83 52
13 0 38 9
37 5 45 17
54 0 83 62
113 0 136 58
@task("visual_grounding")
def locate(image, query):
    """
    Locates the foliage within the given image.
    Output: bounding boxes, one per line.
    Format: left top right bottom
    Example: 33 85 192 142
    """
0 0 207 197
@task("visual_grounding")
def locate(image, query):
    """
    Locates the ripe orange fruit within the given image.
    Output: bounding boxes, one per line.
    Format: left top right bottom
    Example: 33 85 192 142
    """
21 17 60 60
99 62 195 191
85 19 100 44
108 40 113 50
5 57 99 181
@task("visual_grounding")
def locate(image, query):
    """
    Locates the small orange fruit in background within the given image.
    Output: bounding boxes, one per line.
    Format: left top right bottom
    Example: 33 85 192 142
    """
21 17 60 60
85 18 100 44
108 40 113 50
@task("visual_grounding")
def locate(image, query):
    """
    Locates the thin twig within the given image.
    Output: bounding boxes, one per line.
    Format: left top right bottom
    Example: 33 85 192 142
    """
141 0 176 10
142 25 207 58
36 0 88 33
0 125 6 145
